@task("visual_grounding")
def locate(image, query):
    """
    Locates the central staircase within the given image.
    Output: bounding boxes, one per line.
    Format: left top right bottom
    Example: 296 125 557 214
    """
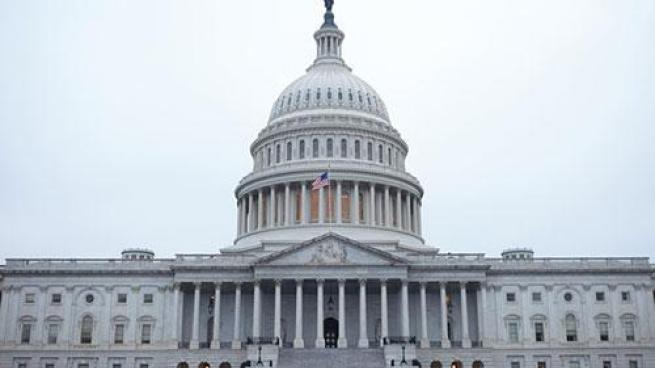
277 348 386 368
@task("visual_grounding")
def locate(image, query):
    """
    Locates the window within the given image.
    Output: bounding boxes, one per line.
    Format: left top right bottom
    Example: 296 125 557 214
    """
312 139 319 158
25 293 35 304
299 140 305 159
532 292 542 302
18 364 27 368
506 292 516 302
508 321 519 342
20 323 32 344
622 291 631 302
624 320 635 341
537 362 547 368
511 363 520 368
535 322 544 342
143 294 153 304
51 293 62 304
113 365 122 368
603 362 612 368
141 324 152 344
599 321 609 341
85 294 94 304
47 323 59 344
286 142 292 161
340 139 347 158
275 144 280 163
378 144 383 163
388 147 392 165
354 140 361 159
78 364 89 368
569 362 580 368
114 324 125 344
367 142 373 161
629 361 638 368
266 147 271 166
564 292 573 302
565 314 577 342
46 364 55 368
326 138 333 157
596 292 605 302
118 293 127 304
139 365 149 368
80 316 93 344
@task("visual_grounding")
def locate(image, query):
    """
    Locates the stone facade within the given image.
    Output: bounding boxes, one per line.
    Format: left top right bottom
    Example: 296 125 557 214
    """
1 2 654 368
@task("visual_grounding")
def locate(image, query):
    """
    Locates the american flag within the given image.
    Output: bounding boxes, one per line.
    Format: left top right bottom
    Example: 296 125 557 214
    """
311 171 329 190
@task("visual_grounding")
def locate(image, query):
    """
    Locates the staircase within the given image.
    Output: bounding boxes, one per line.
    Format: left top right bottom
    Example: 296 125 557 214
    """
277 348 385 368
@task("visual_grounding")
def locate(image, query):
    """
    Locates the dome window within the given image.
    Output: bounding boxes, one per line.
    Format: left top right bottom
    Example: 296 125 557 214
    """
327 88 332 100
280 98 284 110
354 140 361 159
358 92 363 104
378 144 383 163
367 142 373 161
287 94 292 110
348 89 353 102
299 140 305 159
286 142 292 161
367 94 372 107
275 144 281 164
327 138 333 157
338 88 343 101
340 139 347 158
296 91 301 105
312 139 319 158
305 89 310 102
388 147 392 165
316 88 321 101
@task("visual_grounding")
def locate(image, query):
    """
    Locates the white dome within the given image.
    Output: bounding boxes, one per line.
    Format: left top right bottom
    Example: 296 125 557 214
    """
268 62 390 124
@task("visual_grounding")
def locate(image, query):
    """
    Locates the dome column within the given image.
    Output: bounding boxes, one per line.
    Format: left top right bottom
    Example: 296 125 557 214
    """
284 183 291 226
395 190 402 229
269 186 277 228
319 185 325 223
384 186 391 227
257 189 264 230
352 181 359 225
301 181 308 224
412 196 419 234
336 180 342 223
369 183 375 226
405 192 412 232
248 193 255 232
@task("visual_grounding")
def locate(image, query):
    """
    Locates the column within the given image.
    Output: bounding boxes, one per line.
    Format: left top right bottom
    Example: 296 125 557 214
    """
358 279 369 348
211 283 221 349
237 200 242 235
252 281 261 340
301 182 308 224
294 279 304 348
247 193 255 232
240 197 247 234
316 279 325 348
190 282 201 349
395 190 402 229
284 183 291 226
440 282 451 348
412 197 419 233
405 193 412 231
336 181 342 223
338 279 348 348
0 287 9 345
384 186 391 227
380 280 389 347
274 280 282 343
369 183 376 225
231 283 242 349
479 283 487 346
352 181 360 225
401 280 410 339
460 282 471 348
270 186 277 227
171 284 180 347
419 282 429 348
319 186 325 223
417 200 422 235
257 189 264 230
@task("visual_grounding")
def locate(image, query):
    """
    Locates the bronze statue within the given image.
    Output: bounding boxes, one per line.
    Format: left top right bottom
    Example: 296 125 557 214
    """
324 0 334 12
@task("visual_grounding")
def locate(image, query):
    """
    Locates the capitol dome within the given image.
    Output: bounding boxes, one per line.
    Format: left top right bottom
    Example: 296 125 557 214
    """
231 3 424 249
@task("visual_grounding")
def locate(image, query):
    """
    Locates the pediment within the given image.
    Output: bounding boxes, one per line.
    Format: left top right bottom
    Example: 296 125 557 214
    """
256 233 406 266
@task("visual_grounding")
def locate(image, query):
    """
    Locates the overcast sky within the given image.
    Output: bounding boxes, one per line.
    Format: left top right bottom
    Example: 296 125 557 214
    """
1 0 654 262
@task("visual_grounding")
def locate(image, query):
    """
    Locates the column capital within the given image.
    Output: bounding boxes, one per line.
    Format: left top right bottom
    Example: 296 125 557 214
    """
193 282 202 288
252 279 261 287
274 279 283 286
316 278 325 285
379 278 388 285
337 278 346 285
419 281 427 288
401 279 409 287
214 282 222 288
358 278 367 286
460 281 468 288
295 278 304 286
234 281 242 287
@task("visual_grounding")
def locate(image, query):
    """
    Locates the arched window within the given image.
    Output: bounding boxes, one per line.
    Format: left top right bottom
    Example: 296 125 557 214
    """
620 313 637 341
388 147 392 165
80 316 93 344
472 361 484 368
367 142 373 161
198 362 211 368
267 148 272 166
219 363 231 368
340 139 347 158
354 140 361 159
565 314 577 342
378 144 383 163
312 139 319 158
299 140 305 159
275 144 281 164
177 363 189 368
326 138 333 157
430 361 442 368
286 142 292 161
451 361 463 368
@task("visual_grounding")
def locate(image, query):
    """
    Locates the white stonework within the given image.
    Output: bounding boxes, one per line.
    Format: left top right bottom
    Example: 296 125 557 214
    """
1 3 655 368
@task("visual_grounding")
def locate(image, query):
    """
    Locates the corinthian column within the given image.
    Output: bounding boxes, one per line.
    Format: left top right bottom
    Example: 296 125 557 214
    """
352 181 359 225
190 282 201 349
369 183 376 225
380 280 388 347
301 182 307 224
269 186 276 228
274 280 282 343
252 280 261 340
294 279 304 348
315 279 325 348
395 190 402 229
401 280 410 339
336 181 342 223
257 189 264 230
460 282 471 348
384 186 390 227
211 283 221 349
419 282 429 348
284 183 291 226
231 283 242 349
338 279 348 348
440 282 450 348
358 279 369 348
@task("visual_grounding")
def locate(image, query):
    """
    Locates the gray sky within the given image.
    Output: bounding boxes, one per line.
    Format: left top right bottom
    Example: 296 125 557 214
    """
1 0 654 262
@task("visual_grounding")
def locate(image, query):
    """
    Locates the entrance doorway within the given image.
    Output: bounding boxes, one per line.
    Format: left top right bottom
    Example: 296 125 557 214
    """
324 317 338 348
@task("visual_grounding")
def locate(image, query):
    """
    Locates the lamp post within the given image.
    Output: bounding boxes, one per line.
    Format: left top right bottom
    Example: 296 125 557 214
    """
256 345 264 367
400 344 408 367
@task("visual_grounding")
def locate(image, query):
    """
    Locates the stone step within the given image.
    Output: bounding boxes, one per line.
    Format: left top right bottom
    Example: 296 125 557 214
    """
278 348 385 368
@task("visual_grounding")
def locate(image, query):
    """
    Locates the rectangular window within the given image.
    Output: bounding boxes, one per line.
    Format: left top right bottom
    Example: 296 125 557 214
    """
532 292 542 302
47 323 59 344
20 323 31 344
537 362 547 368
141 324 152 344
508 322 519 342
511 362 520 368
535 322 544 342
143 293 153 304
629 361 638 368
596 292 605 302
51 293 62 304
46 364 55 368
114 324 125 344
299 140 305 159
622 291 631 302
570 362 580 368
625 321 635 341
117 293 127 304
506 292 516 302
113 365 122 368
139 364 149 368
599 321 609 341
18 364 27 368
603 362 612 368
78 364 89 368
25 293 35 304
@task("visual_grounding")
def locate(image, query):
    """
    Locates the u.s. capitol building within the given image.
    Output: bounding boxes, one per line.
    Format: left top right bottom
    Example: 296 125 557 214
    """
1 2 654 368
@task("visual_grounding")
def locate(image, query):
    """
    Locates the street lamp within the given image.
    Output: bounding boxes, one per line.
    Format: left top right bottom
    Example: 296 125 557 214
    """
256 345 264 367
400 345 408 367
